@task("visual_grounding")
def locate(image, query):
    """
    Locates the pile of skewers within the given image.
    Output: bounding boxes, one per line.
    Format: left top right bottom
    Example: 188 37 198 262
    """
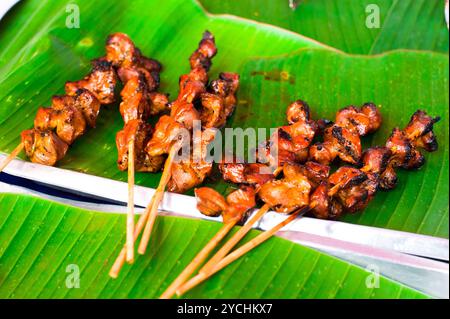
0 31 441 299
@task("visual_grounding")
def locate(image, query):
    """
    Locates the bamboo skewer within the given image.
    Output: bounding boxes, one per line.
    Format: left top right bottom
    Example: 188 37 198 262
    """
161 166 282 296
198 166 282 275
126 139 135 263
109 195 156 278
0 143 24 172
137 140 183 255
198 203 270 275
176 205 311 296
160 219 237 299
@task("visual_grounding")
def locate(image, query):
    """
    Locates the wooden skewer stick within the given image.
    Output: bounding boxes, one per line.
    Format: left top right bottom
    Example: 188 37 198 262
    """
138 140 183 255
160 219 238 299
198 166 283 275
0 143 24 172
126 139 135 263
161 166 282 297
109 195 156 278
176 205 311 296
198 203 270 275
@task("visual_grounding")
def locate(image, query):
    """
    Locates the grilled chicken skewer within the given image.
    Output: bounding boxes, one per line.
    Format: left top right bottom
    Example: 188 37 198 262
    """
108 33 168 263
161 100 323 297
137 31 219 254
175 109 440 296
309 103 382 165
138 32 241 255
0 35 148 171
0 58 114 170
109 31 240 277
160 185 257 299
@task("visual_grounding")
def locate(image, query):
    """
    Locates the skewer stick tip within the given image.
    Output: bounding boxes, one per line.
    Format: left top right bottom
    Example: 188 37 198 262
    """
0 143 24 172
126 139 135 264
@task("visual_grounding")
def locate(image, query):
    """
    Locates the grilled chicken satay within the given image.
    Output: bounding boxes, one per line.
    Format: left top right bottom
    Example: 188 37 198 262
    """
21 54 118 166
166 128 217 193
310 110 440 219
136 31 240 257
145 31 218 158
220 100 320 187
146 31 239 192
111 33 168 173
200 72 240 128
159 185 256 298
309 103 382 165
172 109 440 298
195 185 257 223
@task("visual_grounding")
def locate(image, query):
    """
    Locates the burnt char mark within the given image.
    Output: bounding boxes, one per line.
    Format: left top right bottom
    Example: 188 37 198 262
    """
331 126 344 143
297 99 311 120
202 30 214 41
363 102 377 108
411 110 441 136
92 59 113 71
348 117 359 128
347 172 368 188
279 128 292 141
380 148 392 172
332 126 359 161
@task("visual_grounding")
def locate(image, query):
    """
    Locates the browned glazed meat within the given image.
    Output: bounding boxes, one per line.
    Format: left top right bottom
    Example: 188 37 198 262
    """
21 129 68 166
309 103 382 165
195 186 256 224
65 59 117 105
145 115 186 157
167 129 217 193
258 163 312 213
52 89 100 128
195 187 228 217
116 120 164 172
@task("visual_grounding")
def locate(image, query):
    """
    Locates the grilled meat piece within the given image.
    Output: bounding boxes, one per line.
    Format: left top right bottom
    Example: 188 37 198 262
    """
222 185 256 223
65 59 117 104
258 101 318 167
335 103 382 136
361 146 392 174
296 161 330 188
107 32 162 91
286 100 311 125
116 120 164 172
170 101 200 130
219 161 276 186
386 128 425 170
195 186 256 223
52 89 100 128
34 103 86 146
201 72 240 128
145 115 186 157
166 129 217 193
195 187 228 217
119 74 152 122
189 31 217 71
21 129 68 166
309 124 361 165
259 163 312 213
404 110 440 141
310 183 344 219
309 103 381 165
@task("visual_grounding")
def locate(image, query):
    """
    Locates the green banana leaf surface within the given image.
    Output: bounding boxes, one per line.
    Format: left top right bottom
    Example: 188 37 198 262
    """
0 0 447 237
200 0 450 54
0 193 428 298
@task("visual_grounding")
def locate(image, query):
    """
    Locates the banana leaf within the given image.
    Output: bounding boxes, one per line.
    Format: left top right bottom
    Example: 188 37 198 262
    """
0 192 428 298
219 49 449 238
200 0 450 54
0 18 449 238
